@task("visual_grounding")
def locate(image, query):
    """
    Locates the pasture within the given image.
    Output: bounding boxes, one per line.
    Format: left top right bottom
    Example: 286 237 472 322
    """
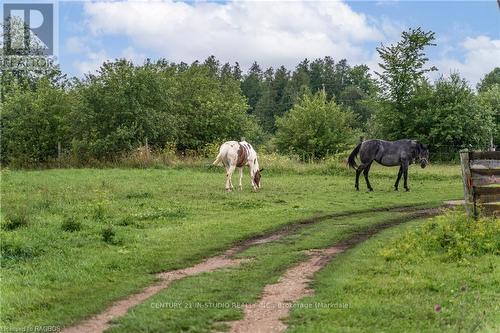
1 162 498 332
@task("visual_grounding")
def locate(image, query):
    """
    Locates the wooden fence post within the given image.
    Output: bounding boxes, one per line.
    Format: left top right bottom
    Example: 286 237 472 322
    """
460 150 500 218
459 150 473 216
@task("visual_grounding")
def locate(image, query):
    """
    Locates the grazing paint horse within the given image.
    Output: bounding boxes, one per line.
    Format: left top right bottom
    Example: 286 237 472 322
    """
213 141 263 191
348 139 429 192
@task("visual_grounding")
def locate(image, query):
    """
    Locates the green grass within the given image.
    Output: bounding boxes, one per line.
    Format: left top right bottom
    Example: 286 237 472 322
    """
107 211 410 332
286 213 500 333
0 165 461 329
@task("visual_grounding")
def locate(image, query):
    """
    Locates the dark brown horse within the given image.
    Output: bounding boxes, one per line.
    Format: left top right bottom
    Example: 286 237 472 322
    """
348 139 429 191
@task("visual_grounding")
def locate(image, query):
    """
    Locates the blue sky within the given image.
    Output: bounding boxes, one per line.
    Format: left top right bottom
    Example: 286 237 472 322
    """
56 0 499 85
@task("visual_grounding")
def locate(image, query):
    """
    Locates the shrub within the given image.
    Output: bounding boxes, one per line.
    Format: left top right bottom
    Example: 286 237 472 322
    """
380 211 500 262
1 211 30 231
117 216 136 227
0 78 72 166
93 203 106 221
0 236 41 262
101 225 116 244
275 91 357 160
61 217 82 232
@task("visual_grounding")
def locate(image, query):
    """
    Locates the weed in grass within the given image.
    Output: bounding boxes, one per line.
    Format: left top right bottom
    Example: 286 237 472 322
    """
133 208 187 220
61 216 82 232
1 210 30 231
94 203 106 222
101 225 116 244
117 216 136 227
34 186 51 209
125 192 152 200
34 198 51 210
0 238 41 262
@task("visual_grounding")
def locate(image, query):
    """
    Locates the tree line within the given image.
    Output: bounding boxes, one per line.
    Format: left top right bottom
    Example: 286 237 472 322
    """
0 27 498 166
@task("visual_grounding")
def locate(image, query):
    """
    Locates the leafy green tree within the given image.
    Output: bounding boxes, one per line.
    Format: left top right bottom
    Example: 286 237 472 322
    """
375 27 437 139
249 57 378 134
174 60 255 150
275 91 356 159
376 27 437 105
1 78 72 165
347 65 378 96
477 67 500 93
424 74 494 152
370 73 495 158
370 78 435 140
478 84 500 146
70 58 256 158
340 86 377 128
70 60 179 159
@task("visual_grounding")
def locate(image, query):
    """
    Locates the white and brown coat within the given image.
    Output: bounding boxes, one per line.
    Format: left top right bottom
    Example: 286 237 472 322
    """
213 141 262 191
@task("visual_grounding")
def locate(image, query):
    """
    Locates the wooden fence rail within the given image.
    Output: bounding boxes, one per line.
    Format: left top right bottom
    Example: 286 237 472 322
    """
459 150 500 217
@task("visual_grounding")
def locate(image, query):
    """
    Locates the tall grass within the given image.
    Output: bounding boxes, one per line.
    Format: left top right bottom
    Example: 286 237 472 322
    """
8 147 461 181
380 211 500 263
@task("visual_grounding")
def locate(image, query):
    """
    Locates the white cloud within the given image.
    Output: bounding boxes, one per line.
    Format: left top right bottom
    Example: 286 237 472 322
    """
65 36 87 54
81 0 385 70
121 46 146 65
72 0 498 86
434 35 500 86
73 50 109 75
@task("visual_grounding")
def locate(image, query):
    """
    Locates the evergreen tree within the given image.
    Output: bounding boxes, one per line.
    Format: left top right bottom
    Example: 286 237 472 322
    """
241 62 264 114
287 59 311 103
254 66 291 133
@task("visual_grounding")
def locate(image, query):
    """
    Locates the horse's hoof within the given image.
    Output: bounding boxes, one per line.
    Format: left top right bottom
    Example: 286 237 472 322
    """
226 188 232 192
405 188 410 192
394 188 398 192
368 188 374 192
355 187 359 191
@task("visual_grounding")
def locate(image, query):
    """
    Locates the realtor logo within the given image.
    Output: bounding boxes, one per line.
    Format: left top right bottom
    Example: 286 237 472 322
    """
3 3 54 56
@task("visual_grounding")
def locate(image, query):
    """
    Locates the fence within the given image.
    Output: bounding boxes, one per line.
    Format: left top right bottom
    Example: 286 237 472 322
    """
459 150 500 217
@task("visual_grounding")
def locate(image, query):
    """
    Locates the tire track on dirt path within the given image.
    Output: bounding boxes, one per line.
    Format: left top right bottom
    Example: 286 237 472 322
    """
61 255 248 333
226 203 431 255
61 204 437 333
226 207 441 333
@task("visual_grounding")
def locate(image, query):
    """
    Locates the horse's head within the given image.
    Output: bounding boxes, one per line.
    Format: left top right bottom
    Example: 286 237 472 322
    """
253 168 263 189
418 143 429 168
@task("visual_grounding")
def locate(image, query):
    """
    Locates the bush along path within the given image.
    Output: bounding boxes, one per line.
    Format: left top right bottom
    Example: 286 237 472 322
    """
61 205 442 333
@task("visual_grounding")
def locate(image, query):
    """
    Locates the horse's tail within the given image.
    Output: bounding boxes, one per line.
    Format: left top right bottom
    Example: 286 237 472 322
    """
348 143 361 170
212 151 223 166
212 144 227 166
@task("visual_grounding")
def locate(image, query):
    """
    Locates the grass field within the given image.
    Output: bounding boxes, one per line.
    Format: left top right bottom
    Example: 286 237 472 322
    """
0 162 469 331
286 213 500 333
107 211 411 332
